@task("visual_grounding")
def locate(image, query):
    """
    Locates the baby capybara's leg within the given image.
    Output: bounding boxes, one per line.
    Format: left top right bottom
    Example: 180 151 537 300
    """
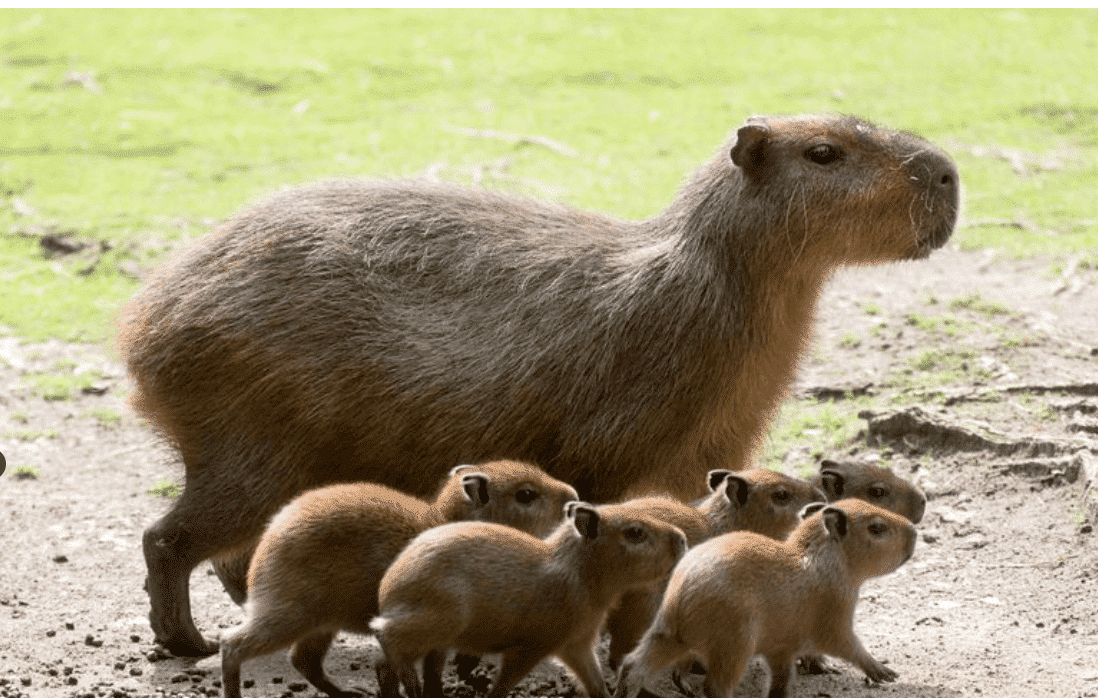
291 630 365 698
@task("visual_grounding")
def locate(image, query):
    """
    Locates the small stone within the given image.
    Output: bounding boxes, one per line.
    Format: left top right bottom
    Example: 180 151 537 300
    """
65 622 76 630
271 676 283 684
921 532 939 544
65 676 78 685
46 629 56 637
129 667 143 677
1080 524 1093 534
53 555 69 563
145 650 160 662
63 667 73 676
243 679 255 688
20 677 31 687
48 669 59 676
84 634 103 647
349 662 361 671
114 662 126 670
130 634 141 643
288 683 308 692
171 673 190 683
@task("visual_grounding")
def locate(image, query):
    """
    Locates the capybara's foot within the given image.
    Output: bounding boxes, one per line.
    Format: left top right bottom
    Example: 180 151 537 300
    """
797 654 840 675
149 613 219 657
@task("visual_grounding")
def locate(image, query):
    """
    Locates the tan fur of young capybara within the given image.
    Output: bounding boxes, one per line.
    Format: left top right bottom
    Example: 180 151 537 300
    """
603 468 826 671
614 499 917 698
118 113 958 655
812 458 927 524
217 460 577 698
371 502 688 698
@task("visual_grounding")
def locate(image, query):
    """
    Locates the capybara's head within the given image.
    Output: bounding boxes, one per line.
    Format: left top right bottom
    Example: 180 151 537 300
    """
817 459 927 524
701 467 827 540
435 460 579 538
567 501 688 590
798 498 917 582
727 113 959 265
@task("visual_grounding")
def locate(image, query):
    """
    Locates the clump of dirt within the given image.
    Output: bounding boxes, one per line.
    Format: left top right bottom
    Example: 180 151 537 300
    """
1 248 1096 698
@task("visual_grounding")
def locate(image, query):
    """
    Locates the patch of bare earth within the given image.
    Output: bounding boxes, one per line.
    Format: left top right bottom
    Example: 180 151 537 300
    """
1 248 1096 698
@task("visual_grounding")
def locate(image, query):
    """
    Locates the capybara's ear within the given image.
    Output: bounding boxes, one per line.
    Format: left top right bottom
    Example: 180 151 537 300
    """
821 506 848 539
707 469 734 492
570 504 600 539
799 501 828 520
731 122 771 173
819 465 846 499
449 463 475 477
461 473 491 507
722 473 752 507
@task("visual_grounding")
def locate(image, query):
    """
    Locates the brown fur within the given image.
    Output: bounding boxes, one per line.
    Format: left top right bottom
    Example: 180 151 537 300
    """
614 499 917 698
117 113 958 654
812 458 926 524
371 502 688 698
798 459 926 675
604 468 826 670
218 460 577 698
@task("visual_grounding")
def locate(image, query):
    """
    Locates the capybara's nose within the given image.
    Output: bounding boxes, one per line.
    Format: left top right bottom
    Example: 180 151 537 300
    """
907 149 959 205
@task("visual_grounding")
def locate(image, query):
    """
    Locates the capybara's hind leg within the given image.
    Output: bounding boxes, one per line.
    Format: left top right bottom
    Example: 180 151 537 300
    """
144 481 261 656
290 630 365 698
143 511 219 656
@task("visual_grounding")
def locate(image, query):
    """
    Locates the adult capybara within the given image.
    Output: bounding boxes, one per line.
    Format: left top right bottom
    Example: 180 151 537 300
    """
118 113 959 655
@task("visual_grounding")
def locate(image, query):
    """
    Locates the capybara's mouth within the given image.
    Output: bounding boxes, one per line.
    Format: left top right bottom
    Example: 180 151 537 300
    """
913 215 957 258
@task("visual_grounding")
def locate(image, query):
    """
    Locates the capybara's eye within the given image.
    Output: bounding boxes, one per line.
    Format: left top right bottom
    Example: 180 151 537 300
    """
623 525 648 544
771 489 791 503
868 522 888 535
515 488 539 504
805 144 842 165
868 486 888 499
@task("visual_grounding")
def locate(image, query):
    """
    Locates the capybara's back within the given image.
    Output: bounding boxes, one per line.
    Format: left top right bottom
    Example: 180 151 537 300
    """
120 114 958 655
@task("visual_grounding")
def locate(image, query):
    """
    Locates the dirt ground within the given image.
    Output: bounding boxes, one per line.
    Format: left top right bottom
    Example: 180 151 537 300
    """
1 246 1096 698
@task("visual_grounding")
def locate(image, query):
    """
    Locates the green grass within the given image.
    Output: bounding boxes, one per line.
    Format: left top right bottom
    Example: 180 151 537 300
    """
13 465 40 480
146 480 182 498
1 9 1096 343
83 406 122 427
838 333 861 349
23 369 101 400
759 398 869 472
949 292 1013 318
5 428 59 441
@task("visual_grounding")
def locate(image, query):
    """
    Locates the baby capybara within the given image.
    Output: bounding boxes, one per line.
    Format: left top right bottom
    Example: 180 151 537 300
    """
371 501 688 698
218 460 576 698
615 499 917 698
604 468 826 670
118 114 958 654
